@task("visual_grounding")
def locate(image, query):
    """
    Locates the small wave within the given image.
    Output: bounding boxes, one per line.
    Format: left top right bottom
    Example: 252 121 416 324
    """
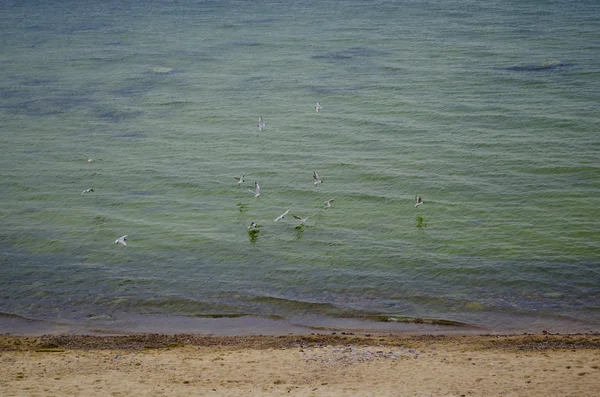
158 101 193 106
313 47 387 61
362 315 476 327
189 313 284 320
0 312 37 321
250 296 341 314
248 297 478 328
500 61 573 72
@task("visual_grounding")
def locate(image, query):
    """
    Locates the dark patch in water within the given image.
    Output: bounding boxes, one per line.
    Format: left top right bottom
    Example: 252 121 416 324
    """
112 86 148 96
112 72 172 97
25 24 49 33
98 109 144 123
158 101 192 106
500 62 574 72
229 76 273 93
240 18 277 25
306 85 361 95
230 41 261 47
113 131 147 139
0 89 20 100
61 23 112 34
5 96 93 116
20 76 58 86
313 47 386 61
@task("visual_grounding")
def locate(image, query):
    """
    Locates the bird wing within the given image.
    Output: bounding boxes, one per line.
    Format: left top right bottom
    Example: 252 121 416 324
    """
275 209 289 221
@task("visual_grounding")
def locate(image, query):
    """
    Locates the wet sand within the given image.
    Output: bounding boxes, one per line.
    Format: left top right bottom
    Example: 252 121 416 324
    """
1 333 599 396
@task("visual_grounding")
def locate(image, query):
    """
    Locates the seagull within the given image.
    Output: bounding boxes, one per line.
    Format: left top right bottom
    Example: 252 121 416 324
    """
316 102 323 112
274 209 290 222
293 214 313 225
313 171 322 186
80 154 93 163
415 196 424 208
248 181 260 198
234 174 245 186
81 188 94 195
324 199 334 208
248 222 260 230
115 235 127 246
257 116 266 131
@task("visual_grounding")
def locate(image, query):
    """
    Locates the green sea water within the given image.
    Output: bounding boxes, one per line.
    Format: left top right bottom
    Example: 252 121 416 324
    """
1 0 599 335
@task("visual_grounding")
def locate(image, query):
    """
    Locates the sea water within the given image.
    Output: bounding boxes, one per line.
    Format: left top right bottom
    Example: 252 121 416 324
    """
1 0 599 335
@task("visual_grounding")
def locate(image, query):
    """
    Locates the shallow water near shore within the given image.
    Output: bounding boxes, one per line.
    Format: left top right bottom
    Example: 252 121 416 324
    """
1 0 599 335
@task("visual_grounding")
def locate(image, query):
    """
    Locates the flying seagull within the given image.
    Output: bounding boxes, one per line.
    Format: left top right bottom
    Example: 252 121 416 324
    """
313 171 322 186
415 196 424 208
293 214 313 225
274 209 290 222
324 199 334 208
81 188 94 195
248 181 260 198
115 235 128 246
258 116 266 131
234 174 245 186
316 102 323 112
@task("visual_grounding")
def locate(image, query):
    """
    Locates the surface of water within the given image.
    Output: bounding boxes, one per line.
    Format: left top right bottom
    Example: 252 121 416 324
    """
1 0 599 335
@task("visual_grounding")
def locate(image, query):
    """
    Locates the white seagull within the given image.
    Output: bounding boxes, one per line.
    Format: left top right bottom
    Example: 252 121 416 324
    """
316 102 323 112
257 116 266 131
248 222 260 230
293 214 313 225
234 174 245 186
80 154 93 163
248 181 260 198
115 235 128 246
81 188 94 195
324 199 334 208
415 196 424 208
313 171 322 186
274 209 290 222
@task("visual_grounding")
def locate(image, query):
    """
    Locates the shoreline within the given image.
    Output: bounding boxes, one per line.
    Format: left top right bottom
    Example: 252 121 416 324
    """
3 311 597 338
2 333 599 396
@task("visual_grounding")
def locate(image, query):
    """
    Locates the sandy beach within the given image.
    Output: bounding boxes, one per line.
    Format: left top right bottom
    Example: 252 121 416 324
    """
1 333 599 396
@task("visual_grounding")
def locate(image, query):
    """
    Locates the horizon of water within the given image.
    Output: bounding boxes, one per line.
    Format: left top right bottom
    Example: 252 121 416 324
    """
1 0 599 336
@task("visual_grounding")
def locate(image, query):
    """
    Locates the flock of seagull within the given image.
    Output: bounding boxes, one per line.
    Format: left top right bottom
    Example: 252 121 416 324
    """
80 102 424 246
240 170 331 233
243 103 425 235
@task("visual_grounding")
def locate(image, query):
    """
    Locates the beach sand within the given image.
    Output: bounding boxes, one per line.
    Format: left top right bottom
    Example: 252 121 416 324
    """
1 333 599 396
